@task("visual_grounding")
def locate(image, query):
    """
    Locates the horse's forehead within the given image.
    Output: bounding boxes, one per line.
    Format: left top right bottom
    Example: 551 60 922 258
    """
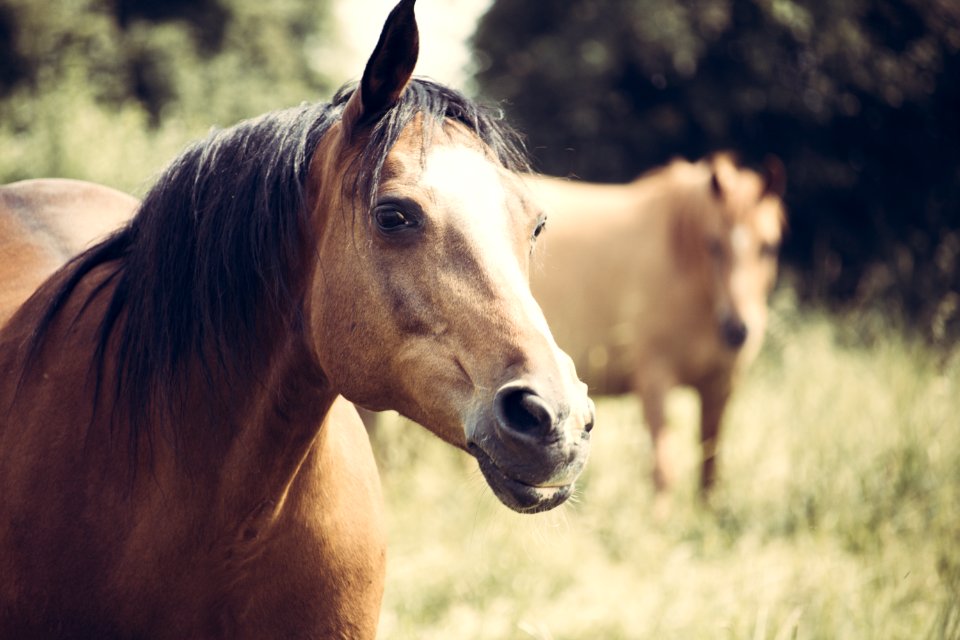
379 121 527 233
421 145 504 203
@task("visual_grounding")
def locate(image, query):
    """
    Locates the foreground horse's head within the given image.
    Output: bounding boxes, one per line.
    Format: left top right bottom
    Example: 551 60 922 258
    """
674 153 786 359
307 1 593 512
21 1 592 515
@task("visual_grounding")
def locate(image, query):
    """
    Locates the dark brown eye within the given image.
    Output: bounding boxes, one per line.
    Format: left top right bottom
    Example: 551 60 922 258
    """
374 206 413 233
760 241 780 258
532 216 547 240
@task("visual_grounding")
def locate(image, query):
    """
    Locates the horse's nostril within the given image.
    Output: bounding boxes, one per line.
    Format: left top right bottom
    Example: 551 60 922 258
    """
496 387 555 436
722 319 748 349
584 414 595 433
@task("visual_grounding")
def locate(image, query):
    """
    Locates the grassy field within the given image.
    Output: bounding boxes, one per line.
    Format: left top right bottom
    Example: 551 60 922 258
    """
370 293 960 639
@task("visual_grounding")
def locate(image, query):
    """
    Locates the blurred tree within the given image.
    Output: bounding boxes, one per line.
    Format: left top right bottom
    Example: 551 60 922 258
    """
0 0 333 125
473 0 960 338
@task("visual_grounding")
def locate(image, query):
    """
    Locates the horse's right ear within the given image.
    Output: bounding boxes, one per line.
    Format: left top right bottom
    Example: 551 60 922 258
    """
342 0 419 134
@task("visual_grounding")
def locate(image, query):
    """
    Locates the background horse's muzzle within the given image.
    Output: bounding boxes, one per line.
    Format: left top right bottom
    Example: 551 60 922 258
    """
720 315 749 349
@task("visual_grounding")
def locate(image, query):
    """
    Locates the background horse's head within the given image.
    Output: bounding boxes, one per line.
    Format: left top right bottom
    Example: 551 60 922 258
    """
673 153 787 361
305 0 594 513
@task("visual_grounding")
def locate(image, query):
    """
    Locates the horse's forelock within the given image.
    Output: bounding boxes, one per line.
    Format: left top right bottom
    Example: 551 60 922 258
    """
336 78 529 211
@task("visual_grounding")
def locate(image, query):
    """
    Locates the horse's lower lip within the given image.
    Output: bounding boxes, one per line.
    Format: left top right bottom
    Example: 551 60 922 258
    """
468 444 573 514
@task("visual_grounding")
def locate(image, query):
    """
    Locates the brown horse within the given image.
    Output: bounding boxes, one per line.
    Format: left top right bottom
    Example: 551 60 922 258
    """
0 1 594 637
528 153 784 497
0 178 138 325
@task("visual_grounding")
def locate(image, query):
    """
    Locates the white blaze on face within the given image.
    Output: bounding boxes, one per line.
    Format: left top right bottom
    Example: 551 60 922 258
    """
731 223 752 259
420 144 555 340
729 222 768 339
727 223 752 307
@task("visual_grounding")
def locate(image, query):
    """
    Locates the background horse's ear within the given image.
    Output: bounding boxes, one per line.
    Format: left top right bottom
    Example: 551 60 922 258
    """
342 0 419 133
709 169 723 200
762 154 787 197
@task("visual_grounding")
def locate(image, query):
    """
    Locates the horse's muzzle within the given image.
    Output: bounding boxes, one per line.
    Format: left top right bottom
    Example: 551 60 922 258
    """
467 381 593 513
720 316 749 349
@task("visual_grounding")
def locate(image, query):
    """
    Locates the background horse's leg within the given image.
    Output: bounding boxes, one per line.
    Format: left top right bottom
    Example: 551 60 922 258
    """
698 376 733 498
637 369 673 494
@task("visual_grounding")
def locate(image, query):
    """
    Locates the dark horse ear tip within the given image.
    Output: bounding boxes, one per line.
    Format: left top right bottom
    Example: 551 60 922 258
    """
344 0 419 132
383 0 418 29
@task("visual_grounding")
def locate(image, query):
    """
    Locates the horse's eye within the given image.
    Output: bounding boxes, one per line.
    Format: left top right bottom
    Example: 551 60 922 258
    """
374 206 412 233
760 241 780 258
532 217 547 241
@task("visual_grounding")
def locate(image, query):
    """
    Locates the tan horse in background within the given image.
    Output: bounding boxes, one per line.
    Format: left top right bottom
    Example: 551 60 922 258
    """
0 179 137 324
0 1 594 636
528 153 785 498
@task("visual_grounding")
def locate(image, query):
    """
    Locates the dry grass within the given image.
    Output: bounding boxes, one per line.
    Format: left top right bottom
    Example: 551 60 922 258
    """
372 293 960 639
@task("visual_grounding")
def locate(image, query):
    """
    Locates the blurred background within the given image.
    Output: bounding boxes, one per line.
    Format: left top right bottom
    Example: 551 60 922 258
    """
1 0 958 637
472 0 960 346
0 0 957 340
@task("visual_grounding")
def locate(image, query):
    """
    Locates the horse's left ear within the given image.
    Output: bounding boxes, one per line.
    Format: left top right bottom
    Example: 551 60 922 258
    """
762 155 787 197
342 0 419 132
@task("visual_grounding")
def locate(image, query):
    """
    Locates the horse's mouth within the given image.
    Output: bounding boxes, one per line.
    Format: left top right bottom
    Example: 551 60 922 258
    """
468 444 574 514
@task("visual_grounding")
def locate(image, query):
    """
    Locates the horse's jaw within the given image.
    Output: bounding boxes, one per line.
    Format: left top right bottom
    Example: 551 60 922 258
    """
468 444 579 514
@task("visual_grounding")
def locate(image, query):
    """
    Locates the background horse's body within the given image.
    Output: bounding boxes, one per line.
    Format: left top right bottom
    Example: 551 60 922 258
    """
529 154 785 495
0 179 137 324
0 2 593 636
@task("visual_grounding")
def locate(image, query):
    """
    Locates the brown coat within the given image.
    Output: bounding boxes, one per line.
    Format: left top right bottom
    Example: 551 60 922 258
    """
0 178 138 324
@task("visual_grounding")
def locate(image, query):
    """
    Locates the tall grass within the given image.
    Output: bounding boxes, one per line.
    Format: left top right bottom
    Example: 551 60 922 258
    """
372 293 960 639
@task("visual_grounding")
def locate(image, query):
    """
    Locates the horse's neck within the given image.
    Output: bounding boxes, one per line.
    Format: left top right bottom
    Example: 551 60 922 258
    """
211 332 336 518
10 261 338 521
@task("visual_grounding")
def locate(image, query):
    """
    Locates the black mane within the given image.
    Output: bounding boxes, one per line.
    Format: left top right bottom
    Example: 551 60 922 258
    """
23 78 529 451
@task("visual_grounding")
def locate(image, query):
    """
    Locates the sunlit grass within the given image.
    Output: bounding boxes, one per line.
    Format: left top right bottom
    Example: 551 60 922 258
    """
372 295 960 639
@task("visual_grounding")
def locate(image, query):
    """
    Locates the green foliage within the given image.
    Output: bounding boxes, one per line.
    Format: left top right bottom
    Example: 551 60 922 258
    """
373 297 960 638
472 0 960 337
0 0 335 191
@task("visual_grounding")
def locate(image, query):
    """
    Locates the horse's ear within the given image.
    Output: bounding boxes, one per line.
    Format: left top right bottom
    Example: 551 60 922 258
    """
342 0 419 133
709 169 723 200
762 154 787 197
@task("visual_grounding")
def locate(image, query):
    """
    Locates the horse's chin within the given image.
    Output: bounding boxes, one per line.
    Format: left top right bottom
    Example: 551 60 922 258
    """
469 444 574 514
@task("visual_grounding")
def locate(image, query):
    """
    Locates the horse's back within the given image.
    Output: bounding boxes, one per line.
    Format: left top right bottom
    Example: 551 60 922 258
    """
0 179 138 324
